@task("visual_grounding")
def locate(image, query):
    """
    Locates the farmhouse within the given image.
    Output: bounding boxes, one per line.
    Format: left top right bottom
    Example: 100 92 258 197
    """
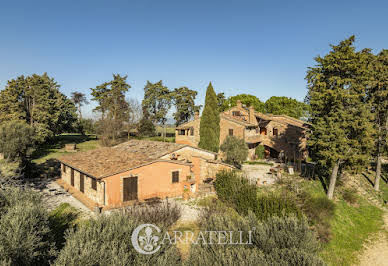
176 100 310 160
58 139 233 208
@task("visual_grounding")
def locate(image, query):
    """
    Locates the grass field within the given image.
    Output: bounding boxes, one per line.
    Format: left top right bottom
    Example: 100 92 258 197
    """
296 177 386 266
32 134 100 164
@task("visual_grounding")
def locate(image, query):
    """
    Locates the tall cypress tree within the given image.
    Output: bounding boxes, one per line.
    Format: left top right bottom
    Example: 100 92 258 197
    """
199 82 220 152
306 36 374 199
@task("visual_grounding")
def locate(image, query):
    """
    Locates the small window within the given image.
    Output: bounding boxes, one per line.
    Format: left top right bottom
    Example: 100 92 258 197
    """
172 171 179 183
229 129 234 136
190 127 194 136
232 111 240 116
91 178 97 191
178 129 185 135
70 169 74 186
273 128 278 136
62 164 66 173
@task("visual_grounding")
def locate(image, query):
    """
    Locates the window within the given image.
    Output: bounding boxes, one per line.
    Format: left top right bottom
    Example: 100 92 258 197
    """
232 111 240 116
91 177 97 191
62 164 66 173
172 171 179 183
260 127 267 135
178 129 185 135
190 127 194 136
273 128 278 136
229 129 234 136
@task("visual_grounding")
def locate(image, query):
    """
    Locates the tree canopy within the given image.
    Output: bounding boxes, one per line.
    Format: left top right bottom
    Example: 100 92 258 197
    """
142 80 172 125
219 94 265 112
198 82 220 152
71 91 88 119
264 96 310 119
306 36 375 199
220 136 249 168
171 87 201 126
0 73 77 143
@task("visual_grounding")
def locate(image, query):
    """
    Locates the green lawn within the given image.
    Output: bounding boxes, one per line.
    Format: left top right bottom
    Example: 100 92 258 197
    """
156 125 176 135
295 177 385 266
32 134 100 164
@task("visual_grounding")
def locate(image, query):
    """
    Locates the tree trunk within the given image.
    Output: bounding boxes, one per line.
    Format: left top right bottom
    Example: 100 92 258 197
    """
327 160 340 200
374 154 382 191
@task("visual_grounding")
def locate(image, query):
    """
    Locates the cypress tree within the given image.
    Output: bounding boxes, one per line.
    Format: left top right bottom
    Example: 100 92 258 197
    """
198 82 220 152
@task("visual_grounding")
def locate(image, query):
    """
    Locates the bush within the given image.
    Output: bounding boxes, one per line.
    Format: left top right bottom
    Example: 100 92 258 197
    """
214 170 257 215
137 116 156 137
123 200 181 227
220 136 249 168
342 188 358 204
55 213 181 265
0 120 36 162
299 193 335 242
187 211 323 266
255 145 265 159
0 188 56 265
255 193 301 221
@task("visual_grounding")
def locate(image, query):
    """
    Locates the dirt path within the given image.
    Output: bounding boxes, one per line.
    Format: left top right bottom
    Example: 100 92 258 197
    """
358 211 388 266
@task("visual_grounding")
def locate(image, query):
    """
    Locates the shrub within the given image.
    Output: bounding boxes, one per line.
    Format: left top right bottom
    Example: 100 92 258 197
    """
299 193 335 242
342 188 358 204
214 170 257 215
55 213 181 265
0 120 36 162
0 189 56 265
255 193 301 221
187 211 323 266
123 200 181 227
255 145 265 159
220 136 249 168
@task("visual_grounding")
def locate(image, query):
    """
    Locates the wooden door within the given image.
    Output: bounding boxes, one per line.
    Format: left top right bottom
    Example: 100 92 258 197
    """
123 177 138 201
80 174 84 193
71 169 74 186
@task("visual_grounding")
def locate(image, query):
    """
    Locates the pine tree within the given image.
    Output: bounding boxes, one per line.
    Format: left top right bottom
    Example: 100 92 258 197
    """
306 36 374 199
370 50 388 191
198 82 220 152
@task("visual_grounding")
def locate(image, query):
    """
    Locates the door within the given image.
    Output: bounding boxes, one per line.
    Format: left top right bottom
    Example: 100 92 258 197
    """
123 177 138 201
80 174 84 193
71 169 74 186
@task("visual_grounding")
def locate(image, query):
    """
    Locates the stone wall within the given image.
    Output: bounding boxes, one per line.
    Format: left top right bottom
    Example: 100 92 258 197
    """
60 163 104 205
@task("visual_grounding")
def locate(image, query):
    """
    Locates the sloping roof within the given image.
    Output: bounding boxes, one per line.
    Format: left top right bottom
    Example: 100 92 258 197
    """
58 140 188 179
220 113 256 127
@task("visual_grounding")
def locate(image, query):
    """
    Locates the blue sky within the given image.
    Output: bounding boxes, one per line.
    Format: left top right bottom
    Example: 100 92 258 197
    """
0 0 387 118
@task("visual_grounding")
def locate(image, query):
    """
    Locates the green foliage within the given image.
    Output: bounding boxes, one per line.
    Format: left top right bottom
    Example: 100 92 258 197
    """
137 112 156 137
198 82 220 152
255 193 302 221
171 87 201 126
0 120 36 162
187 210 323 266
214 170 257 215
220 136 248 168
219 93 265 112
123 201 181 228
0 73 77 142
306 36 375 198
78 118 96 135
298 192 336 242
70 91 89 119
342 188 358 204
255 145 265 159
216 92 226 111
142 80 172 125
55 213 181 266
0 188 56 265
264 96 310 119
49 203 79 250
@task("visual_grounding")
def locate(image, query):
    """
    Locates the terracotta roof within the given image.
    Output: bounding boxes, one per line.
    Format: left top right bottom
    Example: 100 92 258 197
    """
58 140 188 179
220 113 256 127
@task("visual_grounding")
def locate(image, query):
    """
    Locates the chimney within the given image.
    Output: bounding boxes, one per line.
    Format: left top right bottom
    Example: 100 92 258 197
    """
194 111 199 120
236 100 242 108
249 105 257 125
